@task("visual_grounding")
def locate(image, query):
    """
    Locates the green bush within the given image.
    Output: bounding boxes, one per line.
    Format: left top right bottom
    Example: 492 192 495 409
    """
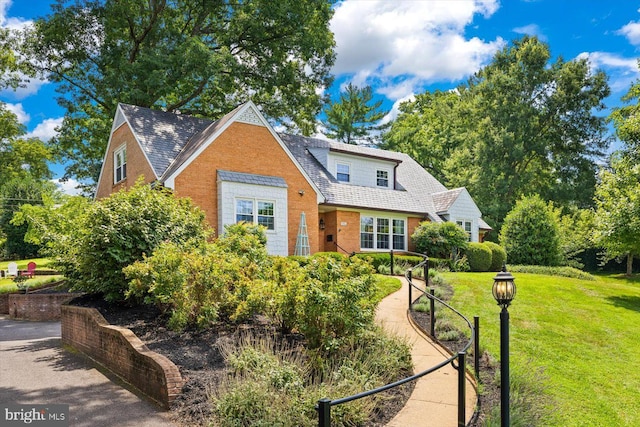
483 241 507 271
465 242 492 272
125 222 270 330
296 255 377 351
411 221 468 259
55 181 212 302
500 195 561 266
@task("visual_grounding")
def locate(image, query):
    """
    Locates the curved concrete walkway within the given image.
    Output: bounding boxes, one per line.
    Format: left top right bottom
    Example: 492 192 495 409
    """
0 316 175 427
375 277 477 426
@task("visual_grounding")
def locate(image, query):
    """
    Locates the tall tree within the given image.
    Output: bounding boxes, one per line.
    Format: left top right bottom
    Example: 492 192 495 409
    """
609 65 640 161
323 83 389 144
383 37 611 230
17 0 335 187
593 152 640 275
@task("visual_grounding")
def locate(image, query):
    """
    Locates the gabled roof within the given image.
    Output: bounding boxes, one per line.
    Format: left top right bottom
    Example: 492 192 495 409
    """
117 104 213 178
432 188 465 213
111 102 484 223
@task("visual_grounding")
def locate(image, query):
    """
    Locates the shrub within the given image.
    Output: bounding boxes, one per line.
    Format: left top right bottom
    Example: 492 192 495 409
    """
295 254 377 351
500 195 561 266
412 221 468 259
484 241 507 271
70 181 211 302
465 242 491 271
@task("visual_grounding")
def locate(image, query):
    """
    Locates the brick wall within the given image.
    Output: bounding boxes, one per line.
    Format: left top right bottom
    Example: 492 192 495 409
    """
95 124 157 199
0 292 16 314
8 293 82 321
174 122 320 254
61 305 184 409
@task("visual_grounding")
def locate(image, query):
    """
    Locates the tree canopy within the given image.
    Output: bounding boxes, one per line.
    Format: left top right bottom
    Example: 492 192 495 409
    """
17 0 336 187
383 36 610 230
594 152 640 275
322 83 389 144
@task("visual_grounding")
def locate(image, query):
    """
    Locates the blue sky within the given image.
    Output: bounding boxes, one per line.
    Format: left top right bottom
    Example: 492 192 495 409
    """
2 0 640 192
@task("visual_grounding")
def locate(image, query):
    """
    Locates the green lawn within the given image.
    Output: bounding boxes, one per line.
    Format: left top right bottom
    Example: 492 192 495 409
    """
0 258 59 294
444 271 640 427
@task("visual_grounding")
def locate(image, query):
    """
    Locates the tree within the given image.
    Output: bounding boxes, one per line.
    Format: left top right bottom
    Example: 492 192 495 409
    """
0 177 56 259
609 67 640 162
499 195 561 266
381 90 464 183
17 0 335 186
384 37 610 230
0 102 54 185
323 83 389 144
593 152 640 275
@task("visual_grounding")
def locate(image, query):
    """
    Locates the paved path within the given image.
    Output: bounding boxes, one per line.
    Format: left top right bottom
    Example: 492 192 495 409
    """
0 316 175 427
375 277 477 426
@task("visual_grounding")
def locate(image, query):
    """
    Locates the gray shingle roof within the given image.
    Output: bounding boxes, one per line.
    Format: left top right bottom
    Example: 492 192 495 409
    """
218 170 288 188
118 103 462 221
432 188 464 213
279 134 446 219
118 104 213 178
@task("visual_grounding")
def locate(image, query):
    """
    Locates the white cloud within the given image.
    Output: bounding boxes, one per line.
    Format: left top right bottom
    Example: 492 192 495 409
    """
330 0 504 101
512 24 547 42
381 93 416 125
52 178 83 196
25 117 63 141
4 102 29 123
0 0 32 30
617 21 640 46
577 51 640 93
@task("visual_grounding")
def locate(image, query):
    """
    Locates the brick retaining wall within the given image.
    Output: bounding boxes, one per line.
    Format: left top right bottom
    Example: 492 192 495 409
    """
61 305 184 409
8 293 82 321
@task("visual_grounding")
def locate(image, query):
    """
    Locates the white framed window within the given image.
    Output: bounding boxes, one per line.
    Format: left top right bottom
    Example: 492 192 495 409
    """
360 215 405 250
456 220 472 242
236 198 275 230
376 170 389 187
336 162 350 182
114 145 127 183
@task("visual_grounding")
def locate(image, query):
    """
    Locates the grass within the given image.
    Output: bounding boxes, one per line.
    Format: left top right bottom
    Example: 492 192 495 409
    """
372 274 402 303
0 258 58 294
443 271 640 427
0 275 65 294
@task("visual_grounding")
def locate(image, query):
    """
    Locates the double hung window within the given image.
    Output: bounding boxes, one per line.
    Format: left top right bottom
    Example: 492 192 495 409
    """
114 146 127 183
236 199 275 230
336 163 350 182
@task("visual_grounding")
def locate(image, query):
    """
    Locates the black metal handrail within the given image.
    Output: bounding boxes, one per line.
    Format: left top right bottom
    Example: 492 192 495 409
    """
316 250 479 427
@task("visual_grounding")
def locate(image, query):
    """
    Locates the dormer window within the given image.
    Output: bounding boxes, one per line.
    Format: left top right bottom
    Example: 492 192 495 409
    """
377 170 389 187
114 145 127 183
336 163 350 182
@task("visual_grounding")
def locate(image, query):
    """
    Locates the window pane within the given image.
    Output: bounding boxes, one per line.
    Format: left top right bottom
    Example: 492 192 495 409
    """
236 200 253 223
393 235 405 250
258 201 274 216
377 170 388 187
377 218 389 234
393 219 404 234
337 163 350 182
361 233 374 249
360 216 374 248
257 201 274 230
361 216 373 233
377 234 389 249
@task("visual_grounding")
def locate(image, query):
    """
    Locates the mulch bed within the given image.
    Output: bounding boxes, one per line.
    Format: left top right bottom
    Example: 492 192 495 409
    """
70 294 414 426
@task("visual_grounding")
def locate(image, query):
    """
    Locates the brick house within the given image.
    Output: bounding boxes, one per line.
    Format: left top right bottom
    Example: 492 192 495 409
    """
96 101 491 256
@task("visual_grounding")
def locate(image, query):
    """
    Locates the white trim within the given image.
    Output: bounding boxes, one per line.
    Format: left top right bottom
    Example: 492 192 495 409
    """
164 101 326 204
359 212 407 252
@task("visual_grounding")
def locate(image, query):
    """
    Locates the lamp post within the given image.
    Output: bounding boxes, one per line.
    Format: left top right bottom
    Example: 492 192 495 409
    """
492 265 516 427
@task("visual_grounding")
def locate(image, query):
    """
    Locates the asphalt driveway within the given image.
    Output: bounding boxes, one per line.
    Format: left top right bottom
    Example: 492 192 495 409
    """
0 316 176 426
